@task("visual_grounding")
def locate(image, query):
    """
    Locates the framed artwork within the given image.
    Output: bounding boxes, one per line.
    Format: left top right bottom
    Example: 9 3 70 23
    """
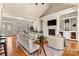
70 18 77 31
65 19 69 31
59 20 65 31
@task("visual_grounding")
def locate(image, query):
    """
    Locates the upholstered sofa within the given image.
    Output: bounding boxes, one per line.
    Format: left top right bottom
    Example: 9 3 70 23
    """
47 35 65 50
16 32 39 53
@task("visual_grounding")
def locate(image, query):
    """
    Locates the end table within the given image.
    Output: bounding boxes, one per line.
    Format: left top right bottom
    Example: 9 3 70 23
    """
34 39 48 56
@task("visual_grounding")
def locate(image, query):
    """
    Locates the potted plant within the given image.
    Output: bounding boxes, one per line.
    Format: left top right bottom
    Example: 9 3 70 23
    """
37 31 47 43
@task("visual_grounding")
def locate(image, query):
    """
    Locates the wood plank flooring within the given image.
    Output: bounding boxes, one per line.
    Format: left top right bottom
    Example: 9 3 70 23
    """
16 46 26 56
6 35 26 56
63 40 79 56
6 35 17 56
5 35 79 56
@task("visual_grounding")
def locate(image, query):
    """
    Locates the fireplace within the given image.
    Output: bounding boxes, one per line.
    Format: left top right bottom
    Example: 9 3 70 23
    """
48 29 55 36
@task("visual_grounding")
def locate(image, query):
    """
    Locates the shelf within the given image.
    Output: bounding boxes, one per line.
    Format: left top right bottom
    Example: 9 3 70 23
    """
67 39 78 42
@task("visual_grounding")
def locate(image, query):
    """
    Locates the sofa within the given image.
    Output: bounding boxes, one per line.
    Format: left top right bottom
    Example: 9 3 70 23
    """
48 35 65 50
16 32 39 53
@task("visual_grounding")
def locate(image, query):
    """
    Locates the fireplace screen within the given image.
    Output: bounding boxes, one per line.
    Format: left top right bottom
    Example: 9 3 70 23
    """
48 29 55 36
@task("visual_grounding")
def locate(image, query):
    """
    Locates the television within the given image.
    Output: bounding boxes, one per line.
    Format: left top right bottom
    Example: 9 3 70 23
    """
47 19 56 26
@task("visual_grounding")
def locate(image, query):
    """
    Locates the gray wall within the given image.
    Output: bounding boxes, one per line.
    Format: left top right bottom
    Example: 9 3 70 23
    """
1 17 32 36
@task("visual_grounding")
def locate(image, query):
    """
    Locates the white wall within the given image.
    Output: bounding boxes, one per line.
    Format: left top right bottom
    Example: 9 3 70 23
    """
41 7 78 39
42 15 59 37
78 4 79 41
33 19 41 32
2 18 42 36
1 17 33 36
2 10 41 34
0 4 2 32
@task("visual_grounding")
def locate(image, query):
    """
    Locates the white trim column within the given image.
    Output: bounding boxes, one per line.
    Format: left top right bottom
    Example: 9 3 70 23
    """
0 4 3 33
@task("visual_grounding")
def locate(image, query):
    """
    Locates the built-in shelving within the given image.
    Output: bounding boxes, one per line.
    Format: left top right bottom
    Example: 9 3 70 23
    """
59 16 77 40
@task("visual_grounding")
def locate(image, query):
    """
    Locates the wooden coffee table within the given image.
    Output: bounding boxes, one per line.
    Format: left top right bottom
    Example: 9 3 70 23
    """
34 39 48 56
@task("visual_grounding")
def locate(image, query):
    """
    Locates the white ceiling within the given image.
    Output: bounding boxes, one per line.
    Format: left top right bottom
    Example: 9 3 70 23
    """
41 3 77 17
2 3 77 20
3 3 49 19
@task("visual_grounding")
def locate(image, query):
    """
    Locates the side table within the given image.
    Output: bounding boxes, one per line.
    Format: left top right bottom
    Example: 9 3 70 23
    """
34 39 48 56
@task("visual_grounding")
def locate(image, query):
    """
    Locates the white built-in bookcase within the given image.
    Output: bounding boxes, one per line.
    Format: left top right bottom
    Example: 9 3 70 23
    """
59 16 77 40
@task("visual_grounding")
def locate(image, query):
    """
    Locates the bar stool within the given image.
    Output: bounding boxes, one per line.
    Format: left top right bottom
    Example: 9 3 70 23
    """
0 36 7 56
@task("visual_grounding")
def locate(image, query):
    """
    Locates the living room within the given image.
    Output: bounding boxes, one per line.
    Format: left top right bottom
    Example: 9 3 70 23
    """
0 3 79 56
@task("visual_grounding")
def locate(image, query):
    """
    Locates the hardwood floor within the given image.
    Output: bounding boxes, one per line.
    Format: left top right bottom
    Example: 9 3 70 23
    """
6 35 17 56
6 35 26 56
16 46 26 56
5 35 79 56
63 40 79 56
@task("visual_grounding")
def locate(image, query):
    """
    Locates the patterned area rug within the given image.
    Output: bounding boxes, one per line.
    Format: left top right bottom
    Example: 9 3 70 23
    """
19 44 64 56
30 45 64 56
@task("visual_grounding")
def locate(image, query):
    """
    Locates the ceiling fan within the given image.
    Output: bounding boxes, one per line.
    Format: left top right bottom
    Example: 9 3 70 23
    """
35 3 45 5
